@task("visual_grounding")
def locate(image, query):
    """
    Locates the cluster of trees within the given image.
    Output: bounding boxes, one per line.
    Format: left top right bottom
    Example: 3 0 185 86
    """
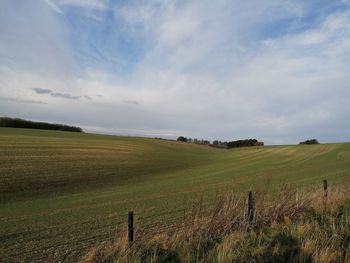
176 136 210 145
0 117 83 132
226 139 264 148
212 139 264 148
300 139 320 145
177 136 264 148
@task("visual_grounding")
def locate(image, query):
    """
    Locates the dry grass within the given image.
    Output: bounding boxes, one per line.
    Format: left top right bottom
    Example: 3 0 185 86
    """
81 184 350 263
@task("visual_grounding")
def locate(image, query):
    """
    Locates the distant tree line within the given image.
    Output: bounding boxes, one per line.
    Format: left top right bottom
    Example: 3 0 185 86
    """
177 136 210 145
0 117 83 132
299 139 320 145
226 139 264 148
177 136 264 148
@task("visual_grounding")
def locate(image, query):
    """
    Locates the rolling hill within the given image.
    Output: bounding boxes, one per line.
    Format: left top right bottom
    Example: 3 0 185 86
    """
1 128 350 262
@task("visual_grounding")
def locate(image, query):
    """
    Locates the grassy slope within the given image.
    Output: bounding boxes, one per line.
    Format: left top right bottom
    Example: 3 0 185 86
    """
0 128 350 262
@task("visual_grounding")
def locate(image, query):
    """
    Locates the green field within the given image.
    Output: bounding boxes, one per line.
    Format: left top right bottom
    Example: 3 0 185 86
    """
1 128 350 262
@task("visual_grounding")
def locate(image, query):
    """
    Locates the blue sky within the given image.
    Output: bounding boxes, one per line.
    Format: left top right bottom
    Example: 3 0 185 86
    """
1 0 350 144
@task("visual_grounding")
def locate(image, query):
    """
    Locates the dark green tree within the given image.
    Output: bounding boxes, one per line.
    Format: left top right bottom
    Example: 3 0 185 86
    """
177 136 188 142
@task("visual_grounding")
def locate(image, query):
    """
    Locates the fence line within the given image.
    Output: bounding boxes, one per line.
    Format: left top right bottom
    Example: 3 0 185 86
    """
4 179 331 262
126 179 331 243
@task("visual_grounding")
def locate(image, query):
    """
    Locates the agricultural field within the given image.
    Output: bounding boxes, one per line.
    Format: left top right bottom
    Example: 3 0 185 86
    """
1 128 350 262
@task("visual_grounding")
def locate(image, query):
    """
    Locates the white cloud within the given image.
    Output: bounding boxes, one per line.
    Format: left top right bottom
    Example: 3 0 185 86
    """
0 1 76 76
44 0 63 14
1 0 350 144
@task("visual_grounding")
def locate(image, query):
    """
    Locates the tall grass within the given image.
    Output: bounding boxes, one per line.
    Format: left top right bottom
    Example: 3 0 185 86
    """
81 184 350 263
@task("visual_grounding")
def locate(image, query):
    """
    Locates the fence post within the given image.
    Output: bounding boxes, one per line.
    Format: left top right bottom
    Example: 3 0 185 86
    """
128 211 134 247
247 191 254 225
323 179 328 199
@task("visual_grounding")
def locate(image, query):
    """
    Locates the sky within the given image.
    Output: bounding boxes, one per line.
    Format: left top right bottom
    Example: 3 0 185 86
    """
1 0 350 144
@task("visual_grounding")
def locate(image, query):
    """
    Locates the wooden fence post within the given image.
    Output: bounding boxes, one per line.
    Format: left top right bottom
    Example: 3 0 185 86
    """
323 180 328 199
128 211 134 247
247 191 254 225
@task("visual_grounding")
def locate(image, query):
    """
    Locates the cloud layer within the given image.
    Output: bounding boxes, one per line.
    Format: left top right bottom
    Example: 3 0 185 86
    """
0 0 350 144
32 88 90 100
